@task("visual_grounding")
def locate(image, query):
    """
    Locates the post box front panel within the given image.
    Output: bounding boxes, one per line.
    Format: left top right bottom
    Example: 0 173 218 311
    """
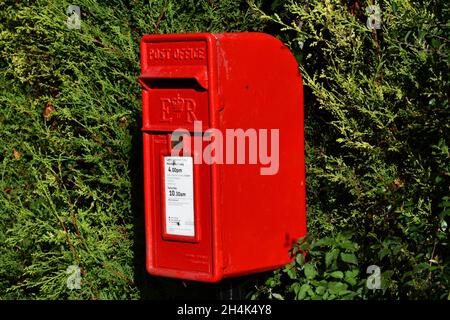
140 39 210 132
145 133 213 276
143 89 209 131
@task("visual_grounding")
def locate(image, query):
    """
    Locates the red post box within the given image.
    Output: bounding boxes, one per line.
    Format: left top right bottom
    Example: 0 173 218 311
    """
138 32 306 282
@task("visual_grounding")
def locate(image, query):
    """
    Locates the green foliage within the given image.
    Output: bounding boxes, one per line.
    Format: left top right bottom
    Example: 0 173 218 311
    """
0 0 264 299
250 0 449 299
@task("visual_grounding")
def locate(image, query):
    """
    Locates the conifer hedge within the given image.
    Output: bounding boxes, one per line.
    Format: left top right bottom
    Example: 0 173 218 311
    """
0 0 448 299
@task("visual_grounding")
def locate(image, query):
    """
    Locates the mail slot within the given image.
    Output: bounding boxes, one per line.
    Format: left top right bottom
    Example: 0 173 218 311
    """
139 32 306 282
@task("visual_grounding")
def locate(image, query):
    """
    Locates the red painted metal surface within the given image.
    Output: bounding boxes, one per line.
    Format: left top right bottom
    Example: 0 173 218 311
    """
139 32 306 282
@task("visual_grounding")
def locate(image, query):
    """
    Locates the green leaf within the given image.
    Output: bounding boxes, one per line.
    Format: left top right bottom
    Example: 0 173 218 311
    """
286 265 298 279
329 271 344 279
340 253 358 265
315 285 326 296
291 282 301 295
327 282 348 295
296 253 305 265
304 264 317 280
431 39 441 48
340 239 358 251
271 293 284 300
325 248 339 268
344 270 359 286
379 248 389 260
297 284 311 300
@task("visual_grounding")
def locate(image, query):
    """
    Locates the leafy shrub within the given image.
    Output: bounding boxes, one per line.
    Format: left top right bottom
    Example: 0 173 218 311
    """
251 233 366 300
250 0 449 299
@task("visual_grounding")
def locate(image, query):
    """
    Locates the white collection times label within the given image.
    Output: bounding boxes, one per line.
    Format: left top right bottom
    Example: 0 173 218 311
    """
164 156 195 237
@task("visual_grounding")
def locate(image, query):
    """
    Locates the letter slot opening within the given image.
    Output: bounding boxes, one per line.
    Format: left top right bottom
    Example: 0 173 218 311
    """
139 65 208 91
